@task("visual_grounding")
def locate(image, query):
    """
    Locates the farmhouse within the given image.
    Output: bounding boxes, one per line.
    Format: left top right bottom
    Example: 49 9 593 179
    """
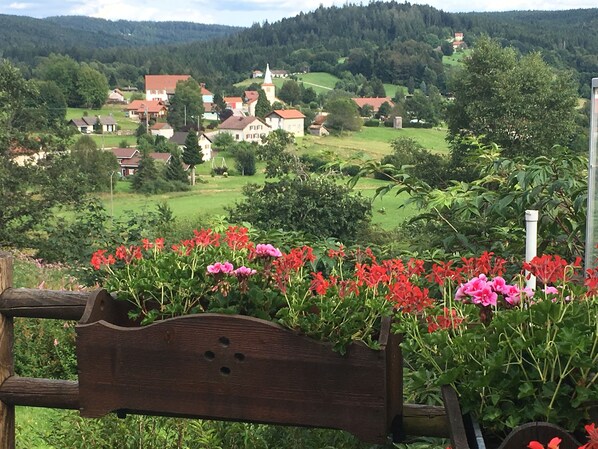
218 116 271 143
110 148 177 176
107 89 126 104
351 97 395 114
265 109 305 137
126 100 167 121
69 116 118 134
145 75 190 102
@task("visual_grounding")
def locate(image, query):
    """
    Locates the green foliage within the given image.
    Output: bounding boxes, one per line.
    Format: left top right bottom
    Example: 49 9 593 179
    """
234 144 257 176
377 137 449 188
182 131 203 167
254 89 271 118
227 175 371 242
131 149 162 193
164 151 189 184
359 139 587 261
397 285 598 436
278 80 302 105
447 37 581 162
76 63 109 109
256 129 301 177
70 135 120 191
212 131 235 152
45 412 372 449
167 78 204 131
325 97 362 132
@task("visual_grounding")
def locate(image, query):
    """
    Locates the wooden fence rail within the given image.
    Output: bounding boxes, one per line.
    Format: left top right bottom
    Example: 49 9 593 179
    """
0 252 471 449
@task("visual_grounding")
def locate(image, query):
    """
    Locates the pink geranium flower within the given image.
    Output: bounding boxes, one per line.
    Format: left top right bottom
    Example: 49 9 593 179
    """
207 262 234 274
255 244 282 258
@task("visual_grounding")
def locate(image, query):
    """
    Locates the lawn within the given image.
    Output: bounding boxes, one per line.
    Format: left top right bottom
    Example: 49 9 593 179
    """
300 126 449 160
101 170 416 231
443 49 471 67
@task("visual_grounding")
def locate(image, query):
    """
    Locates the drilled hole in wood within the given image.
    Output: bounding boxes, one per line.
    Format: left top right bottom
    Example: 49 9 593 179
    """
204 350 215 361
220 366 231 376
219 336 230 347
234 353 245 362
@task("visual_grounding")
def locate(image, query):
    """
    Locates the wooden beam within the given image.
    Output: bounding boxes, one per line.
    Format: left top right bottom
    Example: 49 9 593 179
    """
0 253 15 449
0 288 88 320
442 385 470 449
402 403 449 438
0 377 79 410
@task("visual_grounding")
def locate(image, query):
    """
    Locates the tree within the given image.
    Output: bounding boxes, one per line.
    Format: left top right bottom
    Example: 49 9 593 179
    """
131 149 161 193
0 60 88 249
441 41 454 56
212 132 235 152
278 80 302 105
168 78 204 131
182 131 203 186
35 54 80 106
405 91 438 125
257 129 300 177
376 101 392 119
254 89 271 119
227 175 371 242
325 97 361 132
36 80 67 128
234 143 257 176
165 150 189 185
76 64 109 109
70 135 119 191
446 37 580 161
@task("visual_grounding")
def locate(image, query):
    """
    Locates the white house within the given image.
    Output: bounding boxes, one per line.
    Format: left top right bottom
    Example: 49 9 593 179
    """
265 109 305 137
218 116 271 144
150 122 174 139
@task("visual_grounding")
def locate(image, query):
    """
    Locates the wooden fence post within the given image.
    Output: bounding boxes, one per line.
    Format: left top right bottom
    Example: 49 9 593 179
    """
0 253 14 449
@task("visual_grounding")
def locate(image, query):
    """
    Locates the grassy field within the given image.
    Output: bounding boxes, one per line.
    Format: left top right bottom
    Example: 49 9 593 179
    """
443 49 471 67
68 103 140 148
300 126 449 160
102 169 416 231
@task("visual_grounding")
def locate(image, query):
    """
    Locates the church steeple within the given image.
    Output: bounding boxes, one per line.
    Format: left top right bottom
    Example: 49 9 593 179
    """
262 63 275 105
264 63 273 85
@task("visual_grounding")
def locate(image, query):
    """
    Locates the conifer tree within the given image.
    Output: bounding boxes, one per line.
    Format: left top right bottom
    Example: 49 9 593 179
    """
132 149 160 193
182 131 203 186
165 151 189 184
255 89 271 118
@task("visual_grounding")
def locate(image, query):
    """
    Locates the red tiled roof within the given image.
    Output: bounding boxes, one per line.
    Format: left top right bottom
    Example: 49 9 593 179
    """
224 96 243 104
351 97 394 111
145 75 190 91
201 87 212 96
127 100 166 113
150 122 172 130
267 109 305 119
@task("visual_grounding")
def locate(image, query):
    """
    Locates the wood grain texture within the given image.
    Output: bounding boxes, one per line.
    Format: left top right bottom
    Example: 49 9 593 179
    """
498 422 580 449
76 292 402 443
0 288 88 320
0 253 15 449
402 403 449 438
442 384 470 449
0 377 79 409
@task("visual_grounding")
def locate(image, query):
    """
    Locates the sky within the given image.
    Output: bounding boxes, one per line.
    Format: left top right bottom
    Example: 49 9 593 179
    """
1 0 597 27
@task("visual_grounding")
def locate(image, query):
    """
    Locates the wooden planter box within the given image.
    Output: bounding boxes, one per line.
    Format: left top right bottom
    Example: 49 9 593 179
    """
75 290 403 443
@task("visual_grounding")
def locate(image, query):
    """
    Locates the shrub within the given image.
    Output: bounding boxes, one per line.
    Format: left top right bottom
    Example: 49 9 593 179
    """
363 119 380 127
227 175 371 242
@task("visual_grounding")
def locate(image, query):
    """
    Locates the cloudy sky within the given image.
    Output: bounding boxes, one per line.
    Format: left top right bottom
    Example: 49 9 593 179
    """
1 0 597 27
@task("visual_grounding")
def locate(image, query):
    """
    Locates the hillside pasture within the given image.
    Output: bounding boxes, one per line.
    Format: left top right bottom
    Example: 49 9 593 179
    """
301 126 449 160
67 103 140 148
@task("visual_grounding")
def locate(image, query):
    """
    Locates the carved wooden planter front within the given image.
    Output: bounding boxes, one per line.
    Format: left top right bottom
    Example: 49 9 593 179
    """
75 290 403 443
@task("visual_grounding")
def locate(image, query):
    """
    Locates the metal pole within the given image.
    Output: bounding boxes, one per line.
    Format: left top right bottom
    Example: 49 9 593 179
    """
525 210 539 290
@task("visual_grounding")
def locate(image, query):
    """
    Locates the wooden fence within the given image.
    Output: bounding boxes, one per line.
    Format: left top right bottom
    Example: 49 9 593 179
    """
0 251 493 449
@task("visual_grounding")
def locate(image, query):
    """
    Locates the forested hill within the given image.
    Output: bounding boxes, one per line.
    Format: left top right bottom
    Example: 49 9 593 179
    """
0 14 241 59
2 3 598 92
